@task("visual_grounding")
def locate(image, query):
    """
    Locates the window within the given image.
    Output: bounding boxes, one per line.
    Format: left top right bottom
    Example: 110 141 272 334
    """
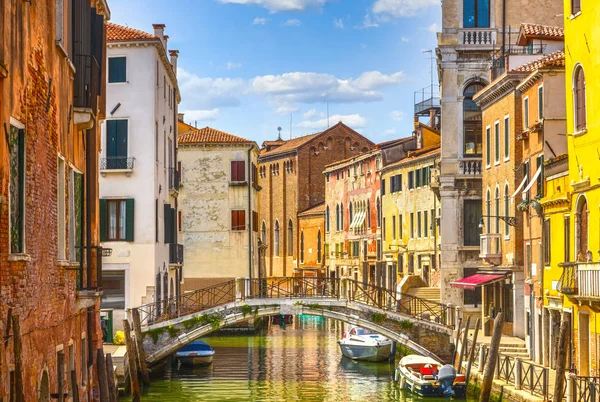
287 220 293 256
430 210 434 237
155 121 159 162
416 169 422 188
57 158 66 260
463 82 484 156
376 198 381 228
336 204 340 231
252 163 258 186
495 187 500 234
408 171 414 189
543 219 551 265
383 217 386 241
106 120 128 168
351 241 359 258
326 206 330 233
231 210 246 231
424 211 428 238
486 189 491 231
381 178 386 195
463 267 482 305
163 204 176 243
463 0 490 27
349 203 353 223
340 203 344 230
410 213 415 239
252 211 258 232
363 239 368 260
464 200 482 246
300 232 304 263
9 125 25 253
390 174 402 193
399 214 403 240
392 216 396 240
231 161 245 182
70 172 83 261
108 57 126 83
523 97 529 129
564 216 571 262
261 221 267 244
274 221 280 256
536 155 544 198
317 231 322 263
417 211 422 238
577 198 588 257
100 199 134 242
494 121 500 163
101 271 125 309
81 338 87 386
164 76 166 99
571 0 581 15
504 184 510 236
538 86 544 120
574 66 587 131
523 161 530 202
504 116 510 159
485 126 491 166
367 202 371 229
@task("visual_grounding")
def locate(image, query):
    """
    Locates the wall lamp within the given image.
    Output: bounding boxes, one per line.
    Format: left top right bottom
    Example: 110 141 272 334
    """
479 216 517 228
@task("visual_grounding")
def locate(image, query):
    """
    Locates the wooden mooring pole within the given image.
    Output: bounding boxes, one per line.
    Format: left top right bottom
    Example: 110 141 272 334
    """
479 312 503 402
131 309 151 386
553 317 571 401
96 348 109 402
457 316 471 373
106 353 118 402
123 319 141 402
465 318 481 382
452 317 463 367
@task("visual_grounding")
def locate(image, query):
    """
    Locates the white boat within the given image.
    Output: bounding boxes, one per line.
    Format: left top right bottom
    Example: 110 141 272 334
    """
175 340 215 366
396 355 466 397
337 326 393 362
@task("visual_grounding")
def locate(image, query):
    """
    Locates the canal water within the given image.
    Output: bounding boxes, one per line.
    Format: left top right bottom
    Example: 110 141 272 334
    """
133 315 477 402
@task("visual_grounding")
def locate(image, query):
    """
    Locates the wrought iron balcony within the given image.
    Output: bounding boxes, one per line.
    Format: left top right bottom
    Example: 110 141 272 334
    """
480 233 502 265
168 168 180 192
100 157 135 171
169 243 184 265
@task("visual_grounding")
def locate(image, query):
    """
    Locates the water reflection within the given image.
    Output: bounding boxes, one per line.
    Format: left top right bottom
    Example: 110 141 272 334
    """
133 316 472 402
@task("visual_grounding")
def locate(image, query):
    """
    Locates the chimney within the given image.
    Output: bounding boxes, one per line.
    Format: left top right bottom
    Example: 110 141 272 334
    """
163 34 169 51
169 50 179 77
178 113 184 123
152 23 166 48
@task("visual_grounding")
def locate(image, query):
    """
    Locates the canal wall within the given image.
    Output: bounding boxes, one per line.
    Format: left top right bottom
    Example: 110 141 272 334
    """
467 370 546 402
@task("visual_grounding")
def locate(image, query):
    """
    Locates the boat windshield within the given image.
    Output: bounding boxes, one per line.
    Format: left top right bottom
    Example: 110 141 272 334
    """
349 328 375 336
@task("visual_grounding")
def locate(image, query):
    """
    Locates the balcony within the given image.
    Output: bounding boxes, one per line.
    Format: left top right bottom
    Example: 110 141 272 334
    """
560 262 600 303
100 157 135 176
458 159 482 176
169 243 184 266
480 233 502 265
458 28 497 46
559 262 578 295
414 85 440 116
168 167 180 194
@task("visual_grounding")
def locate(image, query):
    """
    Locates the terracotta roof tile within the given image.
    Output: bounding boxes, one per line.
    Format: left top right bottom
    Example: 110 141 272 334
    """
107 23 158 42
298 202 326 217
510 50 565 73
178 127 253 145
521 23 564 40
259 133 321 156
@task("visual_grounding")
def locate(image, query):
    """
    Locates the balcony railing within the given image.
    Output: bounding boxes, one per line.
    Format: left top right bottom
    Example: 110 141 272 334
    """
480 233 502 264
459 28 496 46
169 243 184 265
459 159 482 175
100 157 135 170
414 85 440 116
168 168 180 191
578 262 600 298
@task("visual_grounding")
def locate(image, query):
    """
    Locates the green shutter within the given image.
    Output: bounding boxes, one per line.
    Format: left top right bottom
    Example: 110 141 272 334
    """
99 199 107 242
125 198 135 242
163 204 172 244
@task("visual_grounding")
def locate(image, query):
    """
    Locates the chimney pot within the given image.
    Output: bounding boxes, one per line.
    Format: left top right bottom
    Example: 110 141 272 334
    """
178 113 184 123
169 49 179 77
152 24 166 48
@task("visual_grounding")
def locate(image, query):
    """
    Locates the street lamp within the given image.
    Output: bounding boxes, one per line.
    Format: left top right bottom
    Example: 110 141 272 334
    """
478 216 517 229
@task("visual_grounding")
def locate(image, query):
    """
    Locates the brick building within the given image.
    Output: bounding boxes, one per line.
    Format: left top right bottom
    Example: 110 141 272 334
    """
1 0 109 400
258 122 375 277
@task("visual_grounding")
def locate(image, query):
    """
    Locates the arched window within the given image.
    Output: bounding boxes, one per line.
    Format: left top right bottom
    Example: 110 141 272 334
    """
463 0 490 28
504 184 510 236
287 219 293 256
495 186 500 234
261 221 267 244
486 189 491 231
577 196 588 259
367 201 371 229
326 206 330 232
317 230 322 263
376 198 381 228
349 203 353 223
274 220 280 256
574 66 587 131
464 82 485 156
341 202 344 230
336 204 340 231
300 231 305 263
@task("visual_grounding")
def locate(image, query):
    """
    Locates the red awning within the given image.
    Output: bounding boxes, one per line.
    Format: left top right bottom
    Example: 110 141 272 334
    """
450 273 507 290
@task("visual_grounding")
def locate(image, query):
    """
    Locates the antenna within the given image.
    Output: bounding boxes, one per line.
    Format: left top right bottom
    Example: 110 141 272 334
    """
195 120 197 128
277 126 282 141
290 113 292 140
327 102 330 128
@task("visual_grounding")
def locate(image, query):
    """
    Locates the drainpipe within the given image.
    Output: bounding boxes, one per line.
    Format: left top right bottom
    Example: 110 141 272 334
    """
248 145 253 280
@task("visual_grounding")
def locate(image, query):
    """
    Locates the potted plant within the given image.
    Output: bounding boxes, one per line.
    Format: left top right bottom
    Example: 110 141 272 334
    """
0 60 7 78
517 199 529 212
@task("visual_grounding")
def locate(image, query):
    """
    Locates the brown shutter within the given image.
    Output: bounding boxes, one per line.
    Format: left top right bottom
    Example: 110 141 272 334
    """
231 161 238 181
231 210 237 229
576 69 586 131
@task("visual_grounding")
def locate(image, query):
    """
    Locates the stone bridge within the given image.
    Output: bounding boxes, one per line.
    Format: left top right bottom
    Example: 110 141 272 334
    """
133 277 458 366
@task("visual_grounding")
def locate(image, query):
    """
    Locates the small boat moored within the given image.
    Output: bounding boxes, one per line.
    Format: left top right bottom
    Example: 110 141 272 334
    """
396 354 466 397
337 326 393 362
175 340 215 366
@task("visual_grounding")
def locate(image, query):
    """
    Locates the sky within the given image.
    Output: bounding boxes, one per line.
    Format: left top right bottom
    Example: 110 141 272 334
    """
108 0 441 145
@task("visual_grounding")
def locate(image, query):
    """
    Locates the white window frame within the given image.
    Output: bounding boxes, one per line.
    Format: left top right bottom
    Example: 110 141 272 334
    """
523 96 530 129
107 55 128 85
503 115 510 162
537 85 544 121
485 125 491 168
494 120 501 166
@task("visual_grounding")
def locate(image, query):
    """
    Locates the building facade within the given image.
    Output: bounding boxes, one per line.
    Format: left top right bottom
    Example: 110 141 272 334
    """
297 203 326 277
99 23 181 334
0 0 109 399
178 123 260 290
258 122 375 278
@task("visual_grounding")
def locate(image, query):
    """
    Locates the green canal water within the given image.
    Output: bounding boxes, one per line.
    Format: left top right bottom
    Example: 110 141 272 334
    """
132 316 477 402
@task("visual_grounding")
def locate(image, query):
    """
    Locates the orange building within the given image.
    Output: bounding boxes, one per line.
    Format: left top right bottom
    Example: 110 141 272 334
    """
297 203 326 277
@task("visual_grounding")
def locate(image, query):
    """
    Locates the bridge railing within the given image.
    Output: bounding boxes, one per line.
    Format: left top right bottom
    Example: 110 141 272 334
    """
245 277 340 299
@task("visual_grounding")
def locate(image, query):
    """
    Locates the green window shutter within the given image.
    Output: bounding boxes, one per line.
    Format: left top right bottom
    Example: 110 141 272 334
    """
99 199 107 242
125 198 135 241
163 204 172 244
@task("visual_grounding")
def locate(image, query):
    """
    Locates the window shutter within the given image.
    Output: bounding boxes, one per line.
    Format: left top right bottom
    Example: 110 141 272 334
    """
99 199 107 242
163 204 172 243
125 199 135 241
239 162 245 181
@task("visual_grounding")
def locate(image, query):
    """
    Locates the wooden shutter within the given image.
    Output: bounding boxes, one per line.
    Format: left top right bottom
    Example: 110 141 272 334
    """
99 199 107 242
164 204 172 243
576 69 586 131
231 161 245 181
125 199 135 241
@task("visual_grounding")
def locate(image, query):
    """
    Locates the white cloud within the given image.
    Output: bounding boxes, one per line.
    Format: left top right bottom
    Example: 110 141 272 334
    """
390 110 405 121
383 128 397 136
220 0 330 12
333 18 344 29
303 108 320 119
253 17 268 25
226 61 244 70
183 109 220 122
274 104 300 114
427 23 440 32
355 13 379 29
296 114 368 130
372 0 440 18
401 36 409 42
178 67 247 109
284 19 302 26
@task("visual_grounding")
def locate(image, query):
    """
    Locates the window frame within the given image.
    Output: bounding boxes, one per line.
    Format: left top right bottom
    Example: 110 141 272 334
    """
523 96 530 129
106 199 128 241
101 270 126 309
538 85 544 120
231 210 246 231
504 183 510 238
571 0 581 16
231 160 246 182
9 123 26 254
485 125 491 168
108 56 127 83
494 120 500 165
504 115 510 161
574 65 587 133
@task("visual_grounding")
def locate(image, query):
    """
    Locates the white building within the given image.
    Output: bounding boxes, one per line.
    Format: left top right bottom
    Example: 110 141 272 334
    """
99 23 182 335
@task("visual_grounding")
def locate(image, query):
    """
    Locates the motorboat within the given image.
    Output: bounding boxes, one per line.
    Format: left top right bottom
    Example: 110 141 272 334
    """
175 340 215 366
396 355 466 397
337 326 393 362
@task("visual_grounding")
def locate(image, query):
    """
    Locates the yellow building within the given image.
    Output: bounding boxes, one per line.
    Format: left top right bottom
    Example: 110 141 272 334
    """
380 122 441 290
562 0 600 376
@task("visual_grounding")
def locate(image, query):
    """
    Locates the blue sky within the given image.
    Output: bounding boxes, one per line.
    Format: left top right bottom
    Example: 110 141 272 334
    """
109 0 441 145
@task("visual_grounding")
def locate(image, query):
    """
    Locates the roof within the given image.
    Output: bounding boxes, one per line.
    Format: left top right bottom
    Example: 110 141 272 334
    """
107 23 158 42
323 148 380 171
178 126 254 145
517 23 564 45
510 50 565 73
382 145 440 171
298 203 326 217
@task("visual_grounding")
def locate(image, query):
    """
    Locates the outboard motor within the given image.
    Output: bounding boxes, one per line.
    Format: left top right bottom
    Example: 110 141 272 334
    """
437 364 456 397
